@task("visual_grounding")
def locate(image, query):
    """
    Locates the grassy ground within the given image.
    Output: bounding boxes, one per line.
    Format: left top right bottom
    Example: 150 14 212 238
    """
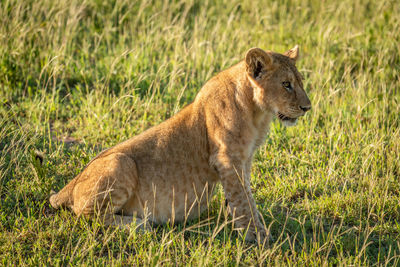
1 0 399 265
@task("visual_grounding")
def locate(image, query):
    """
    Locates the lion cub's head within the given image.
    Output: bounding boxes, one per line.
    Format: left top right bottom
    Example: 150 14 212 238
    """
245 46 311 126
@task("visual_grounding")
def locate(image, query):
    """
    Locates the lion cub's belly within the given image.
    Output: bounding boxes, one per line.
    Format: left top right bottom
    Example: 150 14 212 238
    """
121 160 219 224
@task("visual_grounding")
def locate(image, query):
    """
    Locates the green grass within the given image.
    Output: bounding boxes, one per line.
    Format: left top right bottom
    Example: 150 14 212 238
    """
1 0 399 265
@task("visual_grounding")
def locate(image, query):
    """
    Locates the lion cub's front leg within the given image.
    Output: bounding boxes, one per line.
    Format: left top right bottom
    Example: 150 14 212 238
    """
214 152 266 242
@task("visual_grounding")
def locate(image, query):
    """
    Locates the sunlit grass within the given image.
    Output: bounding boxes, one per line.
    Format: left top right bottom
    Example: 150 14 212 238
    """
0 0 399 265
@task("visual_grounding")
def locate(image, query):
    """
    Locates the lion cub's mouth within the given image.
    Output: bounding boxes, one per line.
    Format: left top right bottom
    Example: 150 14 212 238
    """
277 112 297 123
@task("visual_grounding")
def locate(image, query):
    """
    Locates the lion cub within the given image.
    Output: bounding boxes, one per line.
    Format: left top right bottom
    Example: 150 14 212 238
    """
50 46 311 241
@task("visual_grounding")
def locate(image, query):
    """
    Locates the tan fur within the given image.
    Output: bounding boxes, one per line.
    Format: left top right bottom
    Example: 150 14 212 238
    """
50 46 311 241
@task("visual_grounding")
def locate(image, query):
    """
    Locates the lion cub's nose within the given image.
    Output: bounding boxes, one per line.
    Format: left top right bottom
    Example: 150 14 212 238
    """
300 105 311 112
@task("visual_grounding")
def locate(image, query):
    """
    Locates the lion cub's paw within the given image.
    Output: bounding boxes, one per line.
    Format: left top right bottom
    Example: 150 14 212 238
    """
244 228 272 244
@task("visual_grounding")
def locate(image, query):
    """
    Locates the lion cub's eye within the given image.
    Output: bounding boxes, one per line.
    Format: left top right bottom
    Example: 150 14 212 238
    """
282 81 293 91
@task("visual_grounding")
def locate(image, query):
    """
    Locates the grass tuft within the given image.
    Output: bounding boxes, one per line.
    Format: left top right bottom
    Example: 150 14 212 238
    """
1 0 399 265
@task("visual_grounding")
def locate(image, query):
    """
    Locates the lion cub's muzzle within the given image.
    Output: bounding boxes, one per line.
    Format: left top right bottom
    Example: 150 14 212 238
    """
277 112 298 123
277 104 310 126
299 104 311 113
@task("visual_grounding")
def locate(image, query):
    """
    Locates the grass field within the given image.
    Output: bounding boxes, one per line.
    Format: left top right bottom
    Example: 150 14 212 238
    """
1 0 400 265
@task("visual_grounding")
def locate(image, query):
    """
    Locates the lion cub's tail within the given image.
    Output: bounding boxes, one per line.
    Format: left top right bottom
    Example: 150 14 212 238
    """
49 175 79 209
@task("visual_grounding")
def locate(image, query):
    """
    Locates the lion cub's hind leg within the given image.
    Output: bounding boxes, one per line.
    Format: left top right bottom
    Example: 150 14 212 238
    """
71 152 141 229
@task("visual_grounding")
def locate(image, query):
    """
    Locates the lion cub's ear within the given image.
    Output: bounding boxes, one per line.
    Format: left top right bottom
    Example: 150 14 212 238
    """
284 45 300 62
245 48 273 80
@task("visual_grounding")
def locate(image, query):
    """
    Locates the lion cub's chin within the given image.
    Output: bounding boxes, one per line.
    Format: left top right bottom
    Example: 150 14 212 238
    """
282 119 298 127
276 112 298 127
